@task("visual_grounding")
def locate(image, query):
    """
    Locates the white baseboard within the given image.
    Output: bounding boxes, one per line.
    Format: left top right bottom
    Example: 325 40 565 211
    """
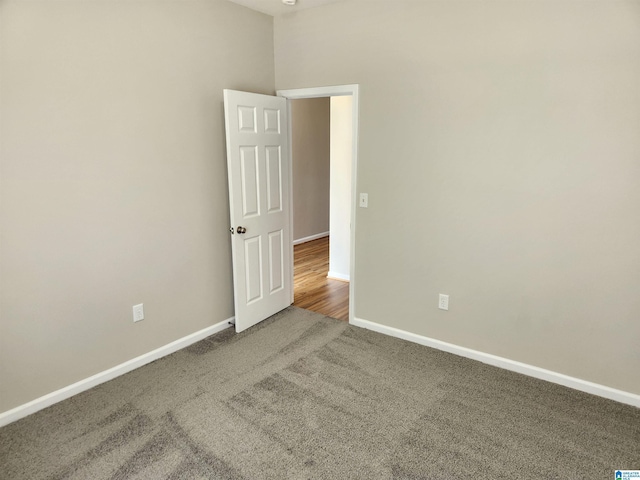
293 231 329 245
351 317 640 408
327 271 350 282
0 317 234 428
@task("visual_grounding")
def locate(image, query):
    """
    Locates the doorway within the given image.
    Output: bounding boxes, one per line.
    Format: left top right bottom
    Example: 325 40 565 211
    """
277 85 359 324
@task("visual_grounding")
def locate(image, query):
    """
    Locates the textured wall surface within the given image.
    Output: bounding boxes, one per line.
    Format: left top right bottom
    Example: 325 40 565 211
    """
291 98 330 242
275 0 640 394
0 0 274 412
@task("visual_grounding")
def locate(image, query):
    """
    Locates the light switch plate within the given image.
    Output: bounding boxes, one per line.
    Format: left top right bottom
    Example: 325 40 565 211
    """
359 193 369 208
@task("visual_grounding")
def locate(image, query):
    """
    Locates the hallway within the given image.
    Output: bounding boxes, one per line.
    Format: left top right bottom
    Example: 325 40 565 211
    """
293 237 349 321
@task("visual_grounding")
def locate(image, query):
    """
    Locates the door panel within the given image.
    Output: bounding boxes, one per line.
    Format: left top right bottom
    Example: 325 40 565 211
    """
266 146 282 213
240 146 260 218
243 235 263 305
268 230 284 293
224 89 291 332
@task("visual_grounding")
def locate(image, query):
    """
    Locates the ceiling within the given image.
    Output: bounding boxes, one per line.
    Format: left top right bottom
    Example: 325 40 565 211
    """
227 0 343 17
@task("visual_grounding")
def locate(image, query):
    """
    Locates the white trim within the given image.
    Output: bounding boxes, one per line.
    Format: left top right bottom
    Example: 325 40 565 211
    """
352 317 640 408
278 84 357 99
327 271 350 282
277 85 359 325
0 318 234 427
293 231 329 246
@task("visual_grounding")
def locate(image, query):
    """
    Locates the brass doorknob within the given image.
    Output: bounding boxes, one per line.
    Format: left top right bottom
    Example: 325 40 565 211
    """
237 226 247 234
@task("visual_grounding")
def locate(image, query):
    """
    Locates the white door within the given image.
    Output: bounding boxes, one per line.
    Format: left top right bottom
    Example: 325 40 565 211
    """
223 89 291 333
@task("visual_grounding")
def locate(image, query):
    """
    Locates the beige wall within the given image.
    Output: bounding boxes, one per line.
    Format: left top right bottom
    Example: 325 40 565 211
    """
291 98 330 242
0 0 274 412
328 96 352 280
275 1 640 394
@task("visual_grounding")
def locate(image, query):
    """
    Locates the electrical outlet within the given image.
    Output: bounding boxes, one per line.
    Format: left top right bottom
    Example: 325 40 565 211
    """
133 303 144 322
438 294 449 311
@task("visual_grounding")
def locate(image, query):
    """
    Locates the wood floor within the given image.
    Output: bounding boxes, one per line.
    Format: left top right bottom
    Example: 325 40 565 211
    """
293 236 349 321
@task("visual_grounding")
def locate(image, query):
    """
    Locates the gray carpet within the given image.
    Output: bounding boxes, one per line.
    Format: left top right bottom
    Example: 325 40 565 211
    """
1 307 638 479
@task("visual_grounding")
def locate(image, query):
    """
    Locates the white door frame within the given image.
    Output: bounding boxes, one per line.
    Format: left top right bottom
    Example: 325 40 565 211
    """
276 84 359 325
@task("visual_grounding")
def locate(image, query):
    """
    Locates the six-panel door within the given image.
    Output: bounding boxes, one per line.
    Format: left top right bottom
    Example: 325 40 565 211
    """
224 90 291 333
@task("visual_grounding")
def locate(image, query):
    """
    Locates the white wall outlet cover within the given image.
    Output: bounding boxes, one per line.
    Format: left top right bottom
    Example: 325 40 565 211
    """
133 304 145 322
359 192 368 208
438 294 449 311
